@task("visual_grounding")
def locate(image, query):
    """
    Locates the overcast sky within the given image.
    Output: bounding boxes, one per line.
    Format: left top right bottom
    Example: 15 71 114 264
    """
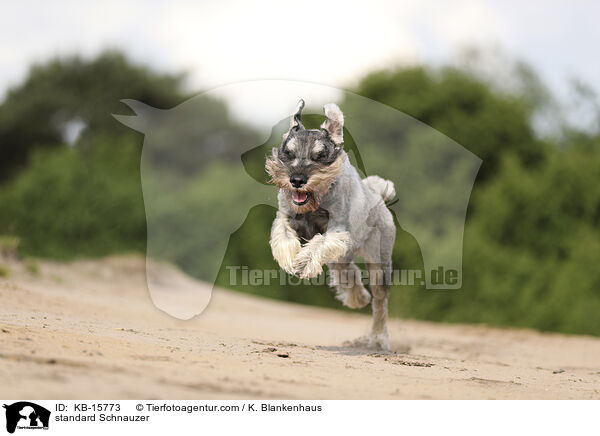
1 0 599 120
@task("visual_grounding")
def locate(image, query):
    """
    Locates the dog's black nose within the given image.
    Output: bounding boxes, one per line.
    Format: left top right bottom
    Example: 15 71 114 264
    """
290 175 307 188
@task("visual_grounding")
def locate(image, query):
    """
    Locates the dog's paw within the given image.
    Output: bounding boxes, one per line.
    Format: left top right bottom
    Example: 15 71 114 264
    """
271 237 301 274
293 248 323 279
335 285 372 309
343 332 390 351
367 332 390 351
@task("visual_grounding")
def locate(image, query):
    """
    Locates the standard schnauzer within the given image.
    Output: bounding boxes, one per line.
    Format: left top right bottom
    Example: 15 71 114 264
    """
266 99 396 350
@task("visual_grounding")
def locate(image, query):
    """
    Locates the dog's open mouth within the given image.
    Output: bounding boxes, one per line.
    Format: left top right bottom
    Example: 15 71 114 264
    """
291 190 309 206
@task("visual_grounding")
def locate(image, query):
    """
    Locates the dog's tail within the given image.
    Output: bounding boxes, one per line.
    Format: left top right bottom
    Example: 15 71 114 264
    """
363 175 396 203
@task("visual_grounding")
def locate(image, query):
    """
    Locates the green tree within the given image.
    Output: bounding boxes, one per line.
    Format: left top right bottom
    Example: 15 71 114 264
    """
0 51 186 181
352 66 549 182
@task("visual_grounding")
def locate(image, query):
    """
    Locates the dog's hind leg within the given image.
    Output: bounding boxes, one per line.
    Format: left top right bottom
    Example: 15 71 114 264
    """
345 207 395 350
365 260 392 350
328 261 371 309
343 260 391 350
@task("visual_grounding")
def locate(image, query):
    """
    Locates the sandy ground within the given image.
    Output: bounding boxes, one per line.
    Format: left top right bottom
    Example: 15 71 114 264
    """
0 256 599 399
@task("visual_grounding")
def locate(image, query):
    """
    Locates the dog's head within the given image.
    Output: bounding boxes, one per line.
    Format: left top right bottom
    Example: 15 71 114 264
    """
266 99 345 213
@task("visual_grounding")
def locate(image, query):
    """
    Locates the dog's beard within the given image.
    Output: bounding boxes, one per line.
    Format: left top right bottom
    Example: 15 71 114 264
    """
265 151 345 214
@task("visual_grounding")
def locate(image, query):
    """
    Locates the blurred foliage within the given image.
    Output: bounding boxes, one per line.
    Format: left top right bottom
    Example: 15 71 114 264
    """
0 51 186 181
0 235 20 259
1 52 600 335
0 139 146 258
391 143 600 334
138 97 263 175
353 67 548 182
0 264 9 277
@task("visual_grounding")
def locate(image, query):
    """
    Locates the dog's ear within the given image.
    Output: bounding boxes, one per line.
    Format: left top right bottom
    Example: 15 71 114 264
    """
321 103 344 145
283 99 305 141
290 99 305 130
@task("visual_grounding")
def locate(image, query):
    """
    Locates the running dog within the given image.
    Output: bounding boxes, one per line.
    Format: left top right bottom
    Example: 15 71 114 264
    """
266 100 396 350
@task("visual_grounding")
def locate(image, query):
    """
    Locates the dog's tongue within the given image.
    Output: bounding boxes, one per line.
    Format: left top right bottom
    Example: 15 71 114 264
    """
292 191 308 203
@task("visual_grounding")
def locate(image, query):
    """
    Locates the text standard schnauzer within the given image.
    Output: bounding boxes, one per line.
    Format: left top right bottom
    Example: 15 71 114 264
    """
266 100 396 350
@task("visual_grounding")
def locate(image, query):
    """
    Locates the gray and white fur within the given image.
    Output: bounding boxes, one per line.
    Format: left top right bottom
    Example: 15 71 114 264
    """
266 99 396 350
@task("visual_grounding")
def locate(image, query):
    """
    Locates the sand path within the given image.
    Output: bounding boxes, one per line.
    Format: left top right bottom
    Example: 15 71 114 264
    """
1 256 599 399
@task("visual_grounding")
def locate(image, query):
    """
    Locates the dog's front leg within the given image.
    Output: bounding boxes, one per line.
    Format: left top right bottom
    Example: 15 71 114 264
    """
270 211 301 274
293 230 351 279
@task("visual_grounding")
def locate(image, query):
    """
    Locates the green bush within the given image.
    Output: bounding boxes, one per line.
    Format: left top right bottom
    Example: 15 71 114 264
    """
0 138 146 258
390 146 600 335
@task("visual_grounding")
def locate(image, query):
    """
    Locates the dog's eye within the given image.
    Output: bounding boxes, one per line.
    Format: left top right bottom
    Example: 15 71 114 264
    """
281 147 294 159
314 149 327 160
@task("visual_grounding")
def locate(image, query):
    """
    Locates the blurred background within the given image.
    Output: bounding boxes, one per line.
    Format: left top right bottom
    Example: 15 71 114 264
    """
1 1 600 335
